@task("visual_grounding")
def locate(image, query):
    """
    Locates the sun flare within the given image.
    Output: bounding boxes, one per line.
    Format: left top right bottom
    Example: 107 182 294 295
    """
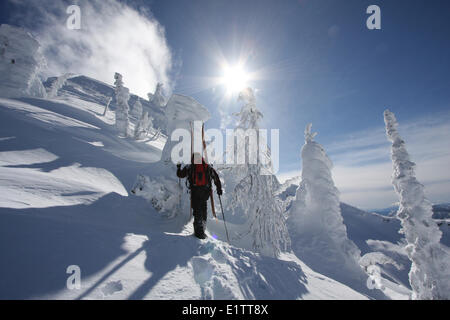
220 64 249 94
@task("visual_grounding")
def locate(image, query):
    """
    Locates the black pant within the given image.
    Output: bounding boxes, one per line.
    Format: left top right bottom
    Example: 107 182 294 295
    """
191 186 210 237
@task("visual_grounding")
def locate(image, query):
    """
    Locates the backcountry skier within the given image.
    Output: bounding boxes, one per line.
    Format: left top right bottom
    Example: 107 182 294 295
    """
177 152 223 239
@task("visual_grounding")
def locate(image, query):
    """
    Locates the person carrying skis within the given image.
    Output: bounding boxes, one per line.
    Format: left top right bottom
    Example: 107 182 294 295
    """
177 152 223 239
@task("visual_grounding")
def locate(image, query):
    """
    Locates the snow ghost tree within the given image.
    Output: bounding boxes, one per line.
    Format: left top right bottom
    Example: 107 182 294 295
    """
131 98 143 118
0 24 46 98
228 87 290 257
134 111 152 140
48 73 72 98
232 164 290 257
149 82 166 108
222 88 264 181
235 88 263 130
384 110 450 300
114 72 130 137
287 124 368 292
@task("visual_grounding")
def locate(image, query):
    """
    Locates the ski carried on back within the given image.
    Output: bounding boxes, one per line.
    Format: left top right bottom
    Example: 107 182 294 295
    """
201 123 217 220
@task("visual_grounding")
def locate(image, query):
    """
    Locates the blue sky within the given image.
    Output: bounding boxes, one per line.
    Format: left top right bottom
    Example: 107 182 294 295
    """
1 0 450 209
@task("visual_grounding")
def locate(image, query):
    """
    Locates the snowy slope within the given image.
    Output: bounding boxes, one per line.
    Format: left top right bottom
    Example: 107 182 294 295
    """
339 203 448 298
280 177 449 299
0 91 367 300
43 75 168 135
340 203 411 296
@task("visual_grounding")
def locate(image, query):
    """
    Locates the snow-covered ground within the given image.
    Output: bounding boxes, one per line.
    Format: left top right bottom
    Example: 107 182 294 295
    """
0 89 367 300
1 74 448 299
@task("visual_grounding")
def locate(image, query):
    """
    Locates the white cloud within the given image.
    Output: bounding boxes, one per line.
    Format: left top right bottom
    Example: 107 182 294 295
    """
11 0 173 98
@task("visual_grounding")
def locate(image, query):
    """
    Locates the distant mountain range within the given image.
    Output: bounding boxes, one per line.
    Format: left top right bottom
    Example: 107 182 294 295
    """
370 203 450 220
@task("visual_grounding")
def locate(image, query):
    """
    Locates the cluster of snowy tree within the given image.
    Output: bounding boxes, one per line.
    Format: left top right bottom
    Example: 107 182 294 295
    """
217 90 372 292
127 80 449 299
127 79 449 299
0 23 166 141
285 108 450 299
214 88 449 299
112 72 164 139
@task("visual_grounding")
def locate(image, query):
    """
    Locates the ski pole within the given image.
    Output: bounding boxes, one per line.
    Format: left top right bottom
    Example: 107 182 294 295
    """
189 121 193 220
218 194 230 243
201 122 217 221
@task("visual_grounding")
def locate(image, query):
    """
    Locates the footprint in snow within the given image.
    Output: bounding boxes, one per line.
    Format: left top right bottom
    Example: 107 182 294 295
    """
191 257 214 285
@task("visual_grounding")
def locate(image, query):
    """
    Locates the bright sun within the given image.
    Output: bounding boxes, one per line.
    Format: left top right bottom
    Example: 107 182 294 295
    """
221 64 249 94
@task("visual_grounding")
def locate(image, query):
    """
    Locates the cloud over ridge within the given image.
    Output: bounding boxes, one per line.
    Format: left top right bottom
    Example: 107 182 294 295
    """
10 0 173 98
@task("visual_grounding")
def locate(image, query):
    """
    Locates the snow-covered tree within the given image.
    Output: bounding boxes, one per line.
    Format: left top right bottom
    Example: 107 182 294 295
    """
134 111 153 140
131 175 181 219
114 72 130 137
232 164 290 257
222 88 264 180
131 98 143 118
149 82 166 108
48 73 72 98
0 24 46 98
287 124 365 289
384 109 450 300
228 87 290 257
235 87 263 130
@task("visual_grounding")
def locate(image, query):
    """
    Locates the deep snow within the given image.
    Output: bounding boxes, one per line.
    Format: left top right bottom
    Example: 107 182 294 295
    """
1 75 448 300
0 86 366 300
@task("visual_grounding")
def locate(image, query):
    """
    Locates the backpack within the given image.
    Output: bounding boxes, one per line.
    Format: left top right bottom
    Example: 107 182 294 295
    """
191 163 210 187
